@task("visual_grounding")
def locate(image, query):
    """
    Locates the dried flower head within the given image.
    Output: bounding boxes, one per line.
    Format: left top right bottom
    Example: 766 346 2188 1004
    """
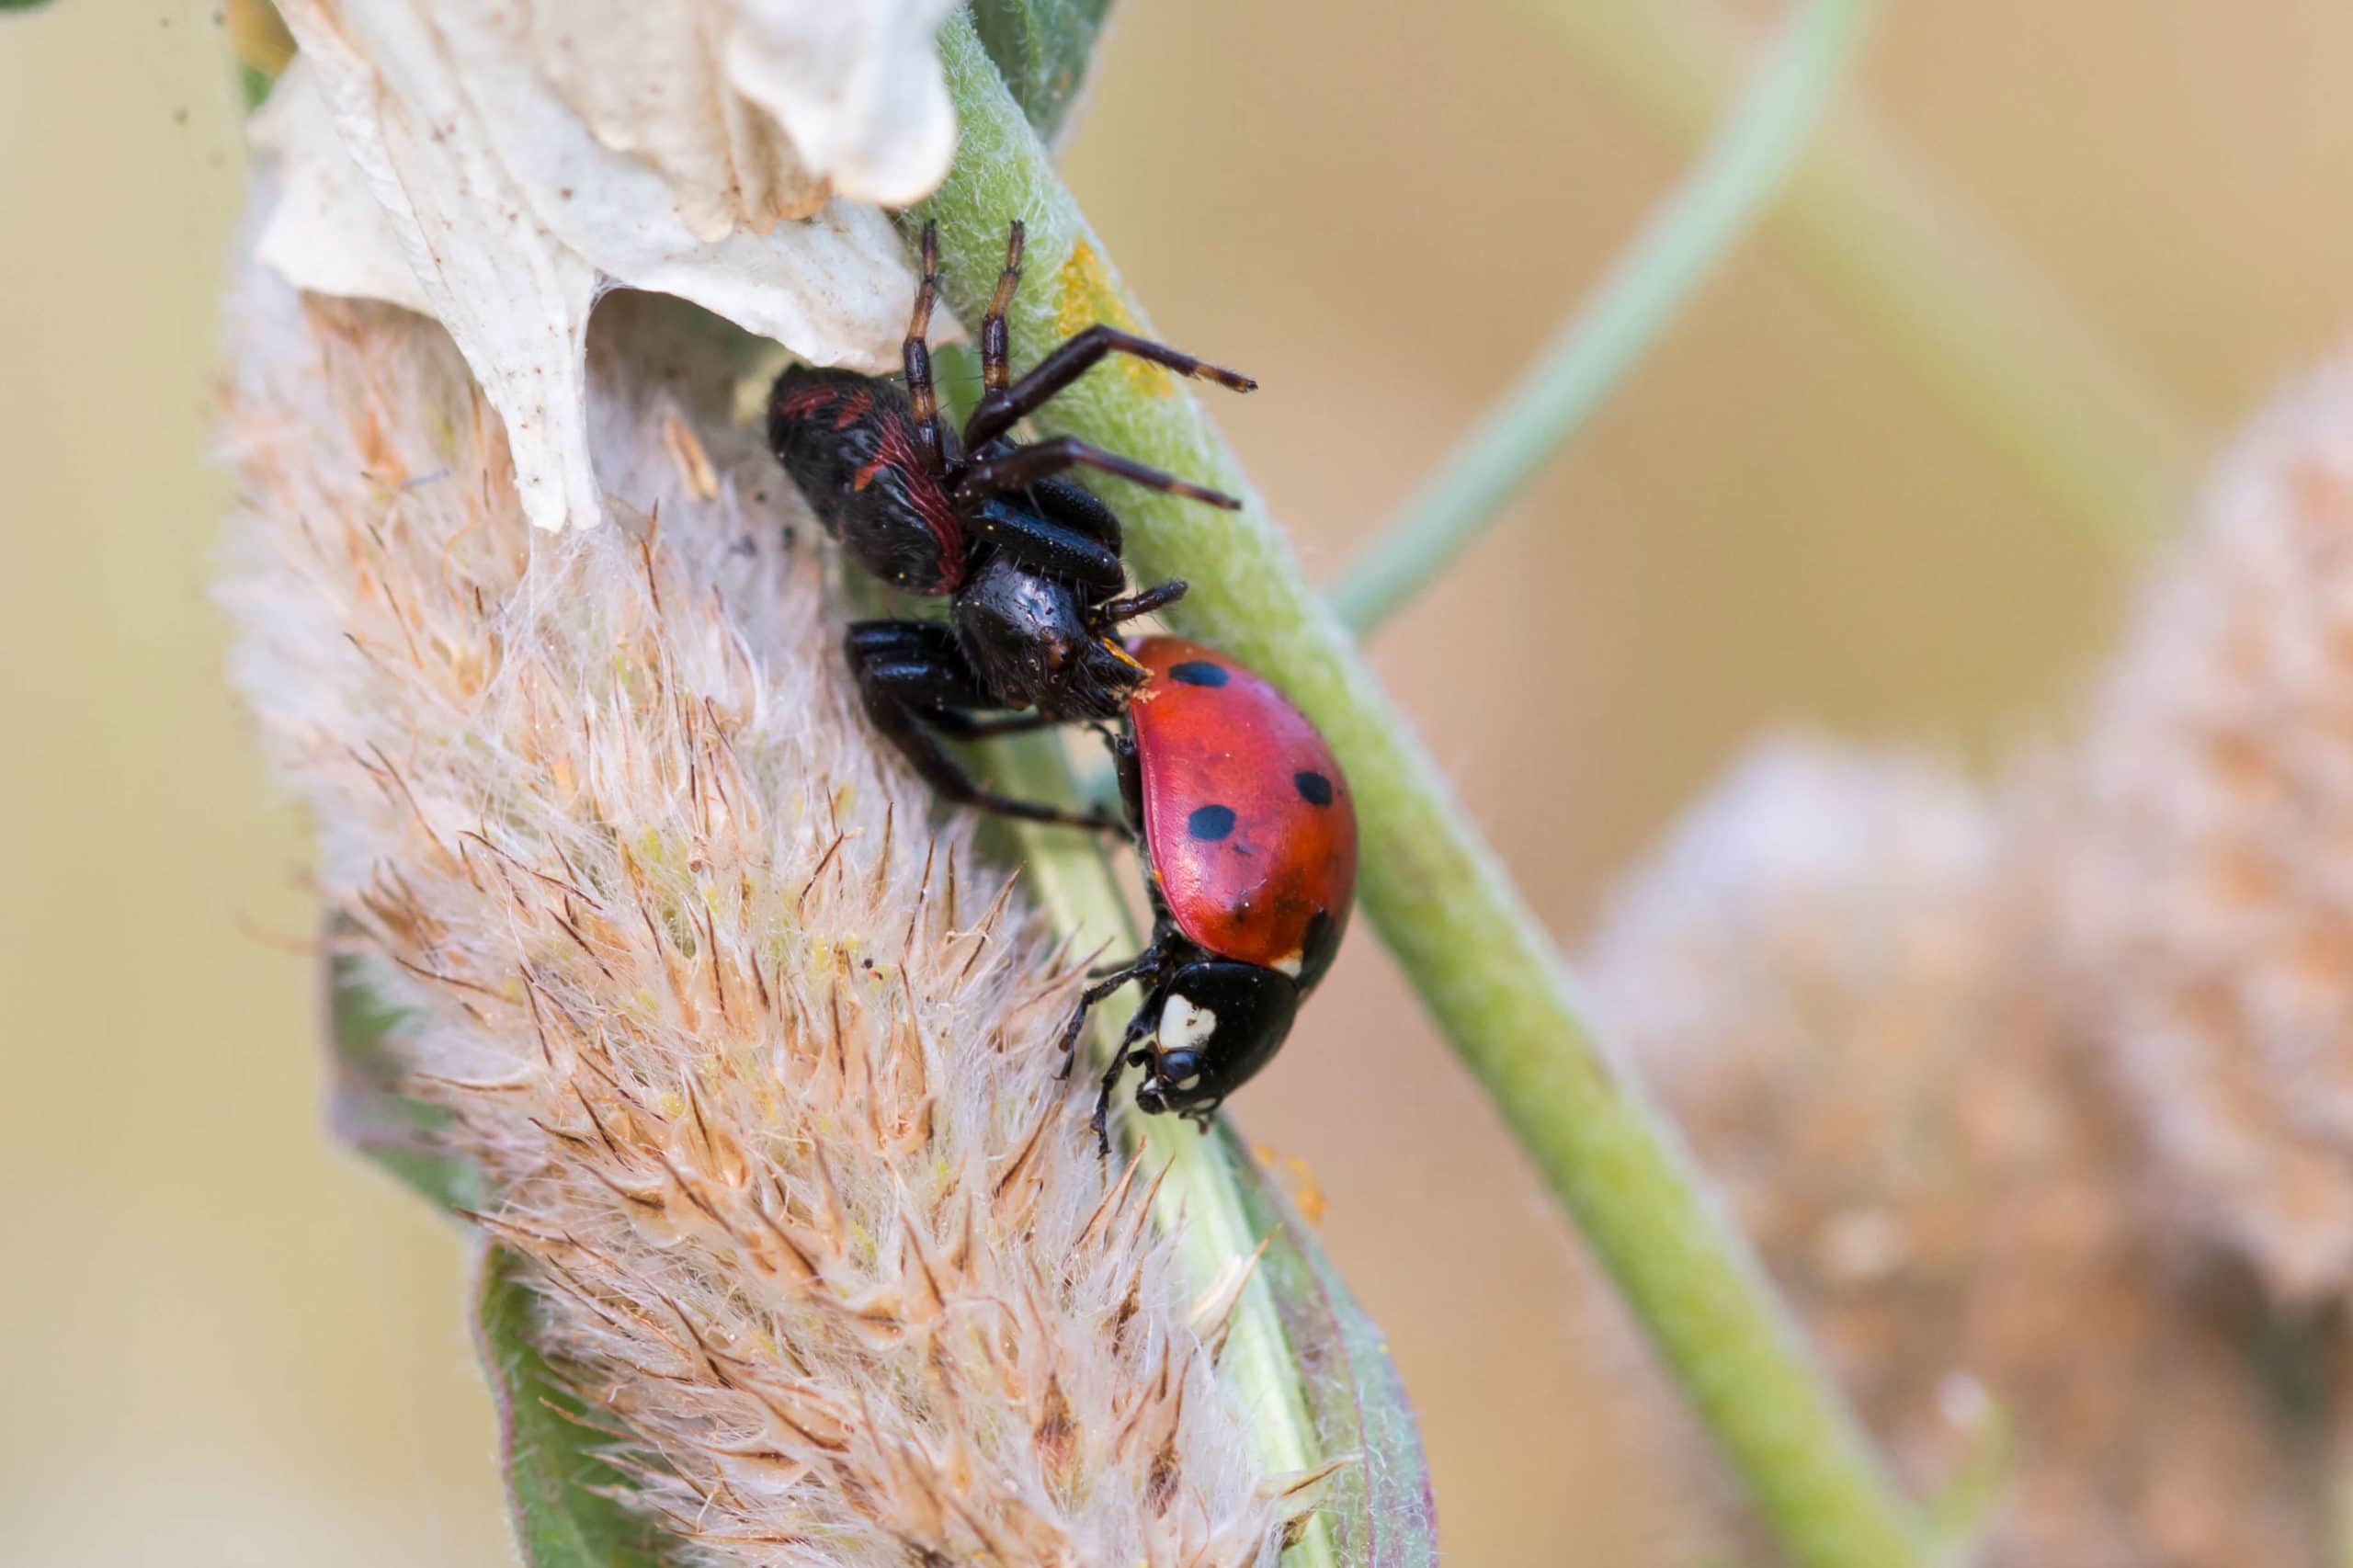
1585 739 2313 1566
2051 351 2353 1307
218 256 1290 1565
256 0 944 533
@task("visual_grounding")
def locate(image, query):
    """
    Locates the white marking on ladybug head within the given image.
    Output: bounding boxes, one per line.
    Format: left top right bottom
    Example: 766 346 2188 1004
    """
1160 993 1219 1052
1270 949 1304 978
1172 1072 1202 1092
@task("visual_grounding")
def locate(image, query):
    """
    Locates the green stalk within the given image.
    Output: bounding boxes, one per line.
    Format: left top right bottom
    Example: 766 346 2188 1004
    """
1516 0 2201 546
1336 0 1879 635
915 15 1928 1566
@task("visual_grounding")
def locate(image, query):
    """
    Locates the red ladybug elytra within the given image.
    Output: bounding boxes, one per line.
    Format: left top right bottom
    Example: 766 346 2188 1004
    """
1063 636 1358 1150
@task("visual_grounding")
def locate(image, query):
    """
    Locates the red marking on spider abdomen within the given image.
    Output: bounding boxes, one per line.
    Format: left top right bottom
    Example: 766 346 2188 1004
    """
868 405 963 588
1127 637 1357 981
775 381 838 420
833 386 875 429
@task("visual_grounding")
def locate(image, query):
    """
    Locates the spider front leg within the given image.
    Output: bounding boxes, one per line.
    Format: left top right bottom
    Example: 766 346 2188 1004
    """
955 437 1243 513
966 499 1126 595
1090 580 1188 630
976 220 1026 403
904 222 949 475
845 620 1122 832
966 323 1257 449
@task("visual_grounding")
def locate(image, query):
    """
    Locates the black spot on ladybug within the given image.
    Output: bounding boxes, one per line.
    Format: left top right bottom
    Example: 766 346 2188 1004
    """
1293 769 1334 806
1169 660 1229 687
1188 804 1237 841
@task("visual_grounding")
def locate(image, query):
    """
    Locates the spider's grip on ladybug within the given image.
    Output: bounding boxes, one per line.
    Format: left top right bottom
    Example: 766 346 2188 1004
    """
767 220 1357 1147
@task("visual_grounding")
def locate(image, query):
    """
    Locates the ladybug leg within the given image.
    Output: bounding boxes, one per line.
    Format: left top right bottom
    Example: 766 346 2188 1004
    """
1108 730 1146 837
953 436 1243 514
847 622 1125 832
1053 941 1168 1080
1093 1005 1176 1154
1089 1049 1131 1159
964 323 1256 449
903 222 949 475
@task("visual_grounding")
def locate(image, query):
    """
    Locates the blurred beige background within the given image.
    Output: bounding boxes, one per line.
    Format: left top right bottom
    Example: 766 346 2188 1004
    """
10 0 2353 1562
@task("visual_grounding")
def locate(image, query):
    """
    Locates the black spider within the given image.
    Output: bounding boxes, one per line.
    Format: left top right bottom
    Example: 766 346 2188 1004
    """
767 221 1254 829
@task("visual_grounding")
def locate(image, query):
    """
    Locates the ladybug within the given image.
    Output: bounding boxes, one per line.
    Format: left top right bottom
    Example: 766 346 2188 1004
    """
768 221 1256 830
1062 636 1358 1151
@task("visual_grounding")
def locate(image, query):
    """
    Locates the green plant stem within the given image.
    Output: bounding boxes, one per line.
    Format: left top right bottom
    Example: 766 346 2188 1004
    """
1335 0 1878 635
916 16 1927 1566
1517 0 2200 547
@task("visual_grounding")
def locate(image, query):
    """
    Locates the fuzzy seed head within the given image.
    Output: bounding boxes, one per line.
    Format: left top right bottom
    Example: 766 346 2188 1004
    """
1586 739 2311 1566
2054 353 2353 1306
218 264 1286 1566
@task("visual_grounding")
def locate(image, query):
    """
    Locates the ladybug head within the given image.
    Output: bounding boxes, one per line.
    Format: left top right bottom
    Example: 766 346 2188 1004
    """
952 554 1148 719
1133 961 1300 1118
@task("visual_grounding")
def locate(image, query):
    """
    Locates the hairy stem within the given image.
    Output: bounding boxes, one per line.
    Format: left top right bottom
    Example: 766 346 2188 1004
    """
1516 0 2201 545
915 15 1928 1566
1336 0 1880 634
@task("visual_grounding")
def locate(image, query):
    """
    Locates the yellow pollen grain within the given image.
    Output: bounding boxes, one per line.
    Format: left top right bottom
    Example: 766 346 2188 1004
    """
1056 240 1175 398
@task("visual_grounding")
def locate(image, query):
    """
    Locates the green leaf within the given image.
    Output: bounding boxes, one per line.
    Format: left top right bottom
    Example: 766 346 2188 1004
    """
324 951 483 1214
473 1244 679 1568
966 0 1120 145
1222 1132 1439 1567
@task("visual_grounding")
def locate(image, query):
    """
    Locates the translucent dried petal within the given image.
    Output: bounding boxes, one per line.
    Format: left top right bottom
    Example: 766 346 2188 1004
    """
258 0 929 531
271 6 604 533
727 0 961 208
525 4 827 238
435 5 912 369
250 64 428 315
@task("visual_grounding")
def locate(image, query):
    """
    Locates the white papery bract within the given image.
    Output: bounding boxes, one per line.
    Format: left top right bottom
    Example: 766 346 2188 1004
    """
256 0 949 532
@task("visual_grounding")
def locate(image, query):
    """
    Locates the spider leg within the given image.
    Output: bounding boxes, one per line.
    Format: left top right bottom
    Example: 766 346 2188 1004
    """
903 222 948 475
964 324 1256 449
954 437 1241 512
966 498 1126 594
977 221 1025 401
845 620 1122 832
1090 580 1188 628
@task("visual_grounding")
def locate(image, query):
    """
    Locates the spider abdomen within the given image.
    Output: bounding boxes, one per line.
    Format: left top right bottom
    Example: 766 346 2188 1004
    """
769 365 966 597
